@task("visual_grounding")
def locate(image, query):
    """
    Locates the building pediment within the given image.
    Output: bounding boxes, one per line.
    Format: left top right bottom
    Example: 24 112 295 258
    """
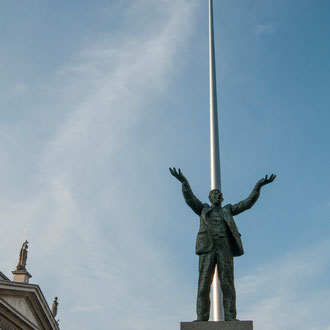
1 296 39 327
0 281 59 330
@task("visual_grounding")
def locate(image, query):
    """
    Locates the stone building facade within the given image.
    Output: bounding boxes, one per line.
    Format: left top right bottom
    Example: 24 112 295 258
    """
0 244 59 330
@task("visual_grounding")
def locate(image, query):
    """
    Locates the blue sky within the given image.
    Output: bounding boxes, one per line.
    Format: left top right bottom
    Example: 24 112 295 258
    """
0 0 329 329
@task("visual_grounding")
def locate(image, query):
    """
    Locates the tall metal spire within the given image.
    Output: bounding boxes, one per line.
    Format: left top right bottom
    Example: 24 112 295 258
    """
209 0 221 191
209 0 224 321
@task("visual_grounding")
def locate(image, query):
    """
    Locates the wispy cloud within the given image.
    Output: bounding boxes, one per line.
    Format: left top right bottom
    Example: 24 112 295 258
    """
254 23 275 36
237 239 330 330
71 305 100 313
0 1 200 329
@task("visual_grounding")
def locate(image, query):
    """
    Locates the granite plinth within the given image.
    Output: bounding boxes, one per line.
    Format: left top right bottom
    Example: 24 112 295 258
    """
181 321 253 330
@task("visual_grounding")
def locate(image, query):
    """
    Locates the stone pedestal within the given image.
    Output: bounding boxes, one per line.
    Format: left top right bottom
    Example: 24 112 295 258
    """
12 270 32 283
181 321 253 330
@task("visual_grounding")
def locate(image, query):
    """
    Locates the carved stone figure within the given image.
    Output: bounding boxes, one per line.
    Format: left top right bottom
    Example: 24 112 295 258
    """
51 297 58 318
16 241 29 271
169 168 275 321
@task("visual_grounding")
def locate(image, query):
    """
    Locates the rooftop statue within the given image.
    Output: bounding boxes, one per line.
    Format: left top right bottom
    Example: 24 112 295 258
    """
16 240 29 271
169 167 275 321
52 297 58 318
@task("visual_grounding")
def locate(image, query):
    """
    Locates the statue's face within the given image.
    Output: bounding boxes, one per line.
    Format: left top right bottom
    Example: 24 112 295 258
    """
209 189 223 206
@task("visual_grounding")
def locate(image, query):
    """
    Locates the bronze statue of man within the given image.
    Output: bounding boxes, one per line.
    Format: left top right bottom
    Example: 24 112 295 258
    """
169 167 275 321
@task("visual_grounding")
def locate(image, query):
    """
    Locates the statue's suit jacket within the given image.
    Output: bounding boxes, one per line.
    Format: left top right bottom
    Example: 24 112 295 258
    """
182 181 260 257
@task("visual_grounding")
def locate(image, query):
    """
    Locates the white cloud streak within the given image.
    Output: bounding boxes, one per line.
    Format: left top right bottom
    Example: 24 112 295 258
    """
4 2 329 330
0 1 200 329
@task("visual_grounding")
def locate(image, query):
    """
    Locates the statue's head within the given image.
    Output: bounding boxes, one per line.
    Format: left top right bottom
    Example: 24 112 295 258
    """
209 189 223 206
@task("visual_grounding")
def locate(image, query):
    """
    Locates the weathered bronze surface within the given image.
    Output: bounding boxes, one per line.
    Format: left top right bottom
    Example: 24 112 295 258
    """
169 168 275 321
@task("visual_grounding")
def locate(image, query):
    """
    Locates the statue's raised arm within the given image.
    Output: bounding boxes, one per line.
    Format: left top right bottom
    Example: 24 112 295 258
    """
169 167 187 183
256 174 276 188
230 174 276 216
169 167 203 216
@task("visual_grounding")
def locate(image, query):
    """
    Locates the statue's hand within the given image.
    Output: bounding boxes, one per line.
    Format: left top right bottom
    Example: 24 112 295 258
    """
257 174 276 187
169 167 187 183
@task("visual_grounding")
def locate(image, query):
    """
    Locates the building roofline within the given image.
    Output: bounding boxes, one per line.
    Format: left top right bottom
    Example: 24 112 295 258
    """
0 271 10 281
0 281 59 329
